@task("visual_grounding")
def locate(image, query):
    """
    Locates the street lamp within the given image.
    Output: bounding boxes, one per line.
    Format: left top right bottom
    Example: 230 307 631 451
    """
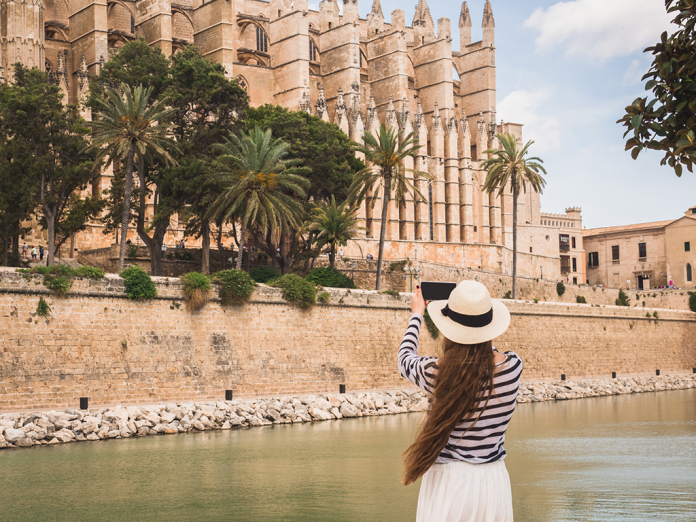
480 255 483 270
540 266 543 280
351 262 356 281
403 264 421 292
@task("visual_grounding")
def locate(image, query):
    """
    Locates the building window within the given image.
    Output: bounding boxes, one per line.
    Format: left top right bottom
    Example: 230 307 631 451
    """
256 26 268 53
639 242 647 258
473 225 477 232
470 145 477 161
428 183 434 241
687 263 692 282
309 39 318 61
686 241 691 252
588 252 599 267
572 258 577 272
559 234 570 252
529 247 533 253
573 277 577 285
571 237 576 249
612 245 620 261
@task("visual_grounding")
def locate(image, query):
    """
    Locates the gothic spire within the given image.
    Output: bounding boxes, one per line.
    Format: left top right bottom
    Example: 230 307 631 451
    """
412 0 433 29
459 1 471 28
370 0 383 18
482 0 495 28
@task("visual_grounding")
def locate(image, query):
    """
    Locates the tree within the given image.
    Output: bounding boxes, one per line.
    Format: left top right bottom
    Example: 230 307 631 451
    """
157 46 248 274
209 127 310 270
482 133 546 299
304 196 363 268
0 64 100 266
87 83 176 272
618 0 696 176
245 105 363 272
350 123 430 290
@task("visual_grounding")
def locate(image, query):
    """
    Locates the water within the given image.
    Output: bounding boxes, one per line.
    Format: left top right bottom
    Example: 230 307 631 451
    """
1 390 694 521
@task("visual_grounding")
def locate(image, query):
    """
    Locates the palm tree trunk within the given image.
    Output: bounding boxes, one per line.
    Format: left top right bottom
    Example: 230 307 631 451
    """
119 144 136 272
329 241 335 268
236 200 251 270
201 220 210 275
511 172 518 300
45 209 56 267
375 174 391 290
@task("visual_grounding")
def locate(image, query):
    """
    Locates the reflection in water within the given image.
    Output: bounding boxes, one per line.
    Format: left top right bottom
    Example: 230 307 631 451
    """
0 390 694 521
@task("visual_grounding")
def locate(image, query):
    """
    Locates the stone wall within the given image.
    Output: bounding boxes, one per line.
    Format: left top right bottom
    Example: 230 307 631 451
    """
0 268 694 411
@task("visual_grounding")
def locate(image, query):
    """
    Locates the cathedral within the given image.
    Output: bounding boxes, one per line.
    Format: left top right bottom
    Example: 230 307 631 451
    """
1 0 585 280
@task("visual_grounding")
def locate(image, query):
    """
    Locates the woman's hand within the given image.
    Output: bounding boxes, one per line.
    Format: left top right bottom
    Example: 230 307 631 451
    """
411 286 427 316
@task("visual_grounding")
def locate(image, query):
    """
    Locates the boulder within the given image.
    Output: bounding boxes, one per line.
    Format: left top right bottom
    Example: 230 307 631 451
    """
4 428 25 443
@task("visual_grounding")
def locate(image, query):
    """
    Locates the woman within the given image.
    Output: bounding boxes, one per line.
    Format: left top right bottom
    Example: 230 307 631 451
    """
399 280 522 522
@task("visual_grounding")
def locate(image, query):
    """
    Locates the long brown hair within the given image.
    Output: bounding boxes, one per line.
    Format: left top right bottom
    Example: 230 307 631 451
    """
402 337 496 485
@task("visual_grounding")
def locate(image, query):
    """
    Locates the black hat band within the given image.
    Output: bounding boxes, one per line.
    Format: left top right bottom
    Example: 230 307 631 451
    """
441 304 493 328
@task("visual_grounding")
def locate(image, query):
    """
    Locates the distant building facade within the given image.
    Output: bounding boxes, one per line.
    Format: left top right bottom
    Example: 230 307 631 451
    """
583 206 696 290
2 0 582 279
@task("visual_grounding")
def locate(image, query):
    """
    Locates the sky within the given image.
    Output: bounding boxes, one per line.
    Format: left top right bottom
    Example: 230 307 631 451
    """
347 0 696 229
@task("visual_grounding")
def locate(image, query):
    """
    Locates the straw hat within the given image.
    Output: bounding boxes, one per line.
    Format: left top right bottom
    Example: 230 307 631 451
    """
427 280 510 345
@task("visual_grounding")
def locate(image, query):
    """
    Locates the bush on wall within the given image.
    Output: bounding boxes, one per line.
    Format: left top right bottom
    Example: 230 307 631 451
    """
214 269 255 305
576 295 587 304
615 290 630 307
268 274 316 308
305 267 356 289
556 282 565 296
180 272 212 311
250 266 280 284
121 266 157 300
689 292 696 312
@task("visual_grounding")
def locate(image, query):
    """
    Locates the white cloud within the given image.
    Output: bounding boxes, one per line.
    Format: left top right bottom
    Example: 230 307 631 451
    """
497 88 561 152
524 0 673 61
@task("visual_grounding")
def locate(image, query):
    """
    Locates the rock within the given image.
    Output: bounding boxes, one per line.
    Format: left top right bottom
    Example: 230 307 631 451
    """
4 428 25 443
107 430 121 439
221 421 231 430
192 420 206 431
308 408 332 421
330 407 342 419
339 403 357 418
86 433 100 441
265 409 281 422
15 437 33 447
164 428 178 435
160 412 176 424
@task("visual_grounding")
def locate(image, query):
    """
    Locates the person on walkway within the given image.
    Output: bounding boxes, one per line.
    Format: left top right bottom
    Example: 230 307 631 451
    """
161 242 168 261
399 280 522 522
39 245 44 261
31 246 37 261
22 242 28 259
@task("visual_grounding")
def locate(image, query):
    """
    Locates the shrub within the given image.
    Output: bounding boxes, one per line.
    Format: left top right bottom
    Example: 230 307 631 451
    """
305 267 356 289
503 290 512 299
317 291 331 304
615 290 630 307
36 297 51 317
556 282 566 296
381 289 401 298
576 295 587 304
214 269 255 305
533 298 539 303
689 292 696 313
121 266 157 300
180 272 212 311
423 310 440 340
269 274 316 308
250 266 281 284
389 261 407 271
127 244 138 260
75 266 105 279
45 275 72 297
653 311 659 319
646 312 652 318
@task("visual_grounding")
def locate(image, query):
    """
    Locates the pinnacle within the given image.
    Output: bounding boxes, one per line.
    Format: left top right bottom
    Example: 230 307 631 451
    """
370 0 383 18
482 0 495 28
413 0 433 27
459 1 471 28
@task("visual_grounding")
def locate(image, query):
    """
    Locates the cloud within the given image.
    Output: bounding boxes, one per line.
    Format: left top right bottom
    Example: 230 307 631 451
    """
524 0 673 61
497 88 561 152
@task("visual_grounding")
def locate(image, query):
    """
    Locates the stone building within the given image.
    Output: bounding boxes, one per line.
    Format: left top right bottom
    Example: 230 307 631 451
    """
583 206 696 290
2 0 582 280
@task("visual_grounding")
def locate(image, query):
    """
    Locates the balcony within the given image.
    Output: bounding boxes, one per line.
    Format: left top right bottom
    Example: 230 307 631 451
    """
559 244 570 252
561 265 571 274
612 260 620 265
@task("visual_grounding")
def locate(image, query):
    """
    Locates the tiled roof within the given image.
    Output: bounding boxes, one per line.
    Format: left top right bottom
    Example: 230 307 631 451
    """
583 219 675 237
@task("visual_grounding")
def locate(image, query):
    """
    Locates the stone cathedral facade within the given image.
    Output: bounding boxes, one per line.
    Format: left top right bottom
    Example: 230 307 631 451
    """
1 0 585 279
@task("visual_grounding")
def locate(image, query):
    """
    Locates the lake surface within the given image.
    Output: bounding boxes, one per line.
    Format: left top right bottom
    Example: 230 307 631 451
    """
1 389 694 521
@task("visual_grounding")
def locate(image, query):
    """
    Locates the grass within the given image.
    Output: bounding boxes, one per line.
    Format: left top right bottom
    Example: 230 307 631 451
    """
180 272 212 311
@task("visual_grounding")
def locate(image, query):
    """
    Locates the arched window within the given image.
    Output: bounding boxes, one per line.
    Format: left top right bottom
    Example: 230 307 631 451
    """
256 26 268 53
309 39 318 62
688 263 693 282
236 76 248 93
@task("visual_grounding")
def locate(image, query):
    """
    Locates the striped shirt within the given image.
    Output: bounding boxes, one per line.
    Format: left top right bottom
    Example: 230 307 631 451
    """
398 313 523 465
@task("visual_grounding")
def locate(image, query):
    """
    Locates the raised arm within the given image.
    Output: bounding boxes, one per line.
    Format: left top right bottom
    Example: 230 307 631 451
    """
398 288 438 394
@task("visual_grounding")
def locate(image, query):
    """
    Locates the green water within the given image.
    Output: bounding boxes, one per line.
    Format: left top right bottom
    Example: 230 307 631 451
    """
1 389 694 521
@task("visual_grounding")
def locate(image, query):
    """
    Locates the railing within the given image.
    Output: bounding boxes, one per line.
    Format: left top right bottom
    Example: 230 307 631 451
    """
559 244 570 252
561 265 571 274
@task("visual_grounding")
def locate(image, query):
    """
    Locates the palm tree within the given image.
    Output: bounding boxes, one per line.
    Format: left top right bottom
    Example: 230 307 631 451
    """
482 133 546 299
87 83 176 271
304 196 364 268
351 123 431 290
208 127 310 270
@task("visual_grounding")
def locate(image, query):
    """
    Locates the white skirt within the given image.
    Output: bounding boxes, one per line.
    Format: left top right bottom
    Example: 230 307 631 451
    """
416 460 513 522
